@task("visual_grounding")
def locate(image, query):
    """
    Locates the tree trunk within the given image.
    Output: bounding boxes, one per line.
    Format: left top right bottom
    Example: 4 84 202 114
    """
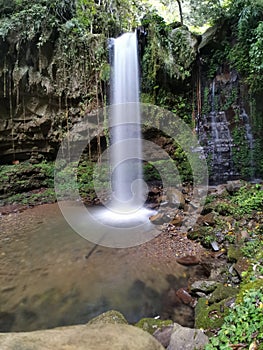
176 0 183 24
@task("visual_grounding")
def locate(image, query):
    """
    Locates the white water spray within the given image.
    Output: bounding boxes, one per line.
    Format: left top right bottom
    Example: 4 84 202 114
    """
109 32 145 213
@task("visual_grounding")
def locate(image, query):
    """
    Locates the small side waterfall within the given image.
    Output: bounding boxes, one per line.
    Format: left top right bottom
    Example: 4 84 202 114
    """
241 108 255 179
198 71 256 184
109 32 144 212
200 80 235 184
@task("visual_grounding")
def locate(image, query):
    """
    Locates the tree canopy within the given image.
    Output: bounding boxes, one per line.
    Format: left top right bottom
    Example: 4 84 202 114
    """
0 0 262 92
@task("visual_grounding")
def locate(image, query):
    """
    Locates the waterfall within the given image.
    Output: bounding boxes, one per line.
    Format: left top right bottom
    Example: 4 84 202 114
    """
241 108 255 179
109 32 144 213
200 79 235 184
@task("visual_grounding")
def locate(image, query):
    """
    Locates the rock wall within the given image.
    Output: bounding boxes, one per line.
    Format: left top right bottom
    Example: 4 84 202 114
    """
0 28 108 164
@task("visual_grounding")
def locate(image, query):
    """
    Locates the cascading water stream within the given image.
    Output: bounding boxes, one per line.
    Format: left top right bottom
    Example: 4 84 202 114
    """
207 80 234 183
241 108 255 179
109 31 145 213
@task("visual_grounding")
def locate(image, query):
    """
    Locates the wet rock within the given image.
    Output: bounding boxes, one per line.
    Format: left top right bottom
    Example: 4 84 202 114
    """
226 180 243 194
0 324 165 350
166 188 185 208
88 310 128 325
175 288 196 307
236 230 250 243
170 214 184 226
176 255 200 266
208 284 238 304
135 318 173 335
153 325 174 348
210 241 220 251
197 212 216 226
167 323 209 350
190 280 219 294
209 184 227 196
194 297 232 331
150 213 170 225
233 257 250 278
209 265 228 282
0 312 15 332
198 25 218 51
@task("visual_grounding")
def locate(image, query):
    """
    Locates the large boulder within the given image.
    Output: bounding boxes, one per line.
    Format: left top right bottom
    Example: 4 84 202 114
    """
167 323 209 350
0 323 165 350
169 27 199 70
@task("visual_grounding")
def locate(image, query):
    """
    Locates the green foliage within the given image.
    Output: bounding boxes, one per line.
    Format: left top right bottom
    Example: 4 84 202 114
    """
141 11 196 105
205 287 263 350
213 201 235 216
230 184 263 215
187 0 226 27
248 21 263 91
241 238 263 259
221 88 237 111
203 0 263 93
141 11 167 99
0 0 16 16
226 0 263 92
153 90 192 125
4 188 56 206
77 160 97 198
240 220 263 259
0 0 76 40
144 159 181 184
231 125 252 179
143 162 161 182
0 161 56 205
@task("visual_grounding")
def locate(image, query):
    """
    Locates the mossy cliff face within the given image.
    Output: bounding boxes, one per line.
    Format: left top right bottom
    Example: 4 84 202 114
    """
0 3 109 163
197 19 263 183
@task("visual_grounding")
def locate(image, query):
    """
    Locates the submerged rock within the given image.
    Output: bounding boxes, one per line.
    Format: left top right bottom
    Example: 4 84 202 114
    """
88 310 128 325
175 288 196 307
176 255 200 266
135 318 173 335
149 212 170 225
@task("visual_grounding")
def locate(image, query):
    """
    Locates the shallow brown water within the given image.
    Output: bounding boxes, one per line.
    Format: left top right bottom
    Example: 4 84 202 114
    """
0 203 201 332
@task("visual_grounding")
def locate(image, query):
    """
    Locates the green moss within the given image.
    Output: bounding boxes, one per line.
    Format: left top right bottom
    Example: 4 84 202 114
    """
135 318 173 335
195 297 233 332
88 310 128 325
208 285 239 305
227 245 243 262
187 226 215 248
236 279 263 304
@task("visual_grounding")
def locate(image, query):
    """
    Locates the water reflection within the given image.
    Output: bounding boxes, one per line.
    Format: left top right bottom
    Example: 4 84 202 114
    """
0 203 192 331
